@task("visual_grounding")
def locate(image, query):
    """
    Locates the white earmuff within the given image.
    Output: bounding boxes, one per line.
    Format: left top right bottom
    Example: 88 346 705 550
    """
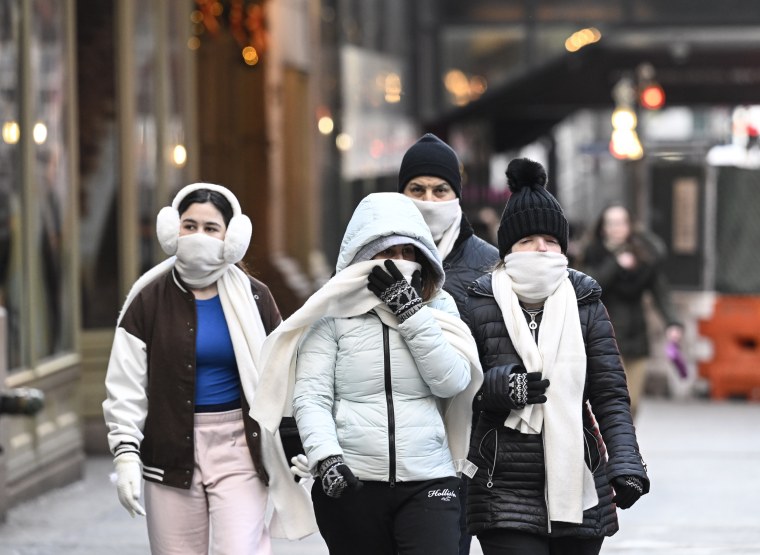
222 213 252 263
156 206 181 255
156 182 252 263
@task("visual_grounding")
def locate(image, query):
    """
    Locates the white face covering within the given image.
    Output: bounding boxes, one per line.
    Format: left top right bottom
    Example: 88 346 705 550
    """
410 198 461 242
174 233 228 288
503 251 568 304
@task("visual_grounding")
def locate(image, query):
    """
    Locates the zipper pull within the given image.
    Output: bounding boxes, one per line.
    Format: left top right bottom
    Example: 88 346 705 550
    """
527 313 538 330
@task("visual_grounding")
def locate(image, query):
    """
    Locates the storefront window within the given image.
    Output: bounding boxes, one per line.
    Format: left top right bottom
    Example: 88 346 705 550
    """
165 2 191 199
134 0 191 275
28 0 74 359
134 0 159 274
0 0 21 369
78 0 119 329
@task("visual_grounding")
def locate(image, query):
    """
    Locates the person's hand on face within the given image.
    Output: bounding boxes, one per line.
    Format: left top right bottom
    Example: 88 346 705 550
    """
367 259 423 323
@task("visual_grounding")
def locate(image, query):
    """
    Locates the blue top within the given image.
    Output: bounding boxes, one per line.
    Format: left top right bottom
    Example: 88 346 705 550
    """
194 295 241 409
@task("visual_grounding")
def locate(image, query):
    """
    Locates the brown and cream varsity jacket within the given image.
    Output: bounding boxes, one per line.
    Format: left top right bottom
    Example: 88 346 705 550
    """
103 268 281 489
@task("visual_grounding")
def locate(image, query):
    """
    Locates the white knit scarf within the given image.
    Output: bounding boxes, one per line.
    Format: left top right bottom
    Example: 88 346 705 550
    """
250 259 483 476
410 198 462 261
492 251 597 525
116 252 317 540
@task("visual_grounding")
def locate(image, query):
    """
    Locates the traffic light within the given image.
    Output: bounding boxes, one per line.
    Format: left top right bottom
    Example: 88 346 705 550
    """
639 83 665 110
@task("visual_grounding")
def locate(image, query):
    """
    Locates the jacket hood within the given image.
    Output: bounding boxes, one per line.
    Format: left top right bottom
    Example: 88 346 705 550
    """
336 193 445 290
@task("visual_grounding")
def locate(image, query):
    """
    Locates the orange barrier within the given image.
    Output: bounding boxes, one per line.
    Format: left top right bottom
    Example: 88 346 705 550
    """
698 295 760 400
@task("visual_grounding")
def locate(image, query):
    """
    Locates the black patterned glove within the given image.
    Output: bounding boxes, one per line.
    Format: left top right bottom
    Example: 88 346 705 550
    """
612 475 644 509
509 371 550 407
367 260 423 323
318 455 363 498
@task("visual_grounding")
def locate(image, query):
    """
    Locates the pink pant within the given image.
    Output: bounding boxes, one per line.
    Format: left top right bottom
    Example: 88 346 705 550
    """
144 409 272 555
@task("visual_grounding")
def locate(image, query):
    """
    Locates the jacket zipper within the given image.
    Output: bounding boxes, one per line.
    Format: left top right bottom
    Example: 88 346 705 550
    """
543 431 552 533
382 322 397 487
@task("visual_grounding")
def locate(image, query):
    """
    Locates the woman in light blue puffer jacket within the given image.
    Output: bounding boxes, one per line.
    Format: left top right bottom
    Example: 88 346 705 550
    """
292 192 480 555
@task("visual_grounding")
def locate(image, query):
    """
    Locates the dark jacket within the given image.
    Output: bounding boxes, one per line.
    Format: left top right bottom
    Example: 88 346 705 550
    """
442 214 500 316
460 269 649 538
106 269 281 488
581 232 680 358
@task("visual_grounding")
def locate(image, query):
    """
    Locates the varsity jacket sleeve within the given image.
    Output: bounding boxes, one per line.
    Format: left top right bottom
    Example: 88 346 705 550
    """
102 299 149 458
292 317 342 470
397 290 471 399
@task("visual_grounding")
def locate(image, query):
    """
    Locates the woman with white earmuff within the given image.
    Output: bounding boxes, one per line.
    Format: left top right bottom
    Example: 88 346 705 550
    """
102 183 317 554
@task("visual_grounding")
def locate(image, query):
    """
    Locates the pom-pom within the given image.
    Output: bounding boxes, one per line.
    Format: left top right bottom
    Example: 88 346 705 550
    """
506 158 547 193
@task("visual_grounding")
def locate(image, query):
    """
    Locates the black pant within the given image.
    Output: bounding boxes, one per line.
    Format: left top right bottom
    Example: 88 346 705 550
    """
458 478 472 555
312 476 461 555
478 529 604 555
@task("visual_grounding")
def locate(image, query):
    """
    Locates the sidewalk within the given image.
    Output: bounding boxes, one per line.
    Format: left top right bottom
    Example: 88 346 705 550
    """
1 397 759 554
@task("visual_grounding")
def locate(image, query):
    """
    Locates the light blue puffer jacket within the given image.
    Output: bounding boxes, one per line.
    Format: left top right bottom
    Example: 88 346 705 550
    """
292 193 471 482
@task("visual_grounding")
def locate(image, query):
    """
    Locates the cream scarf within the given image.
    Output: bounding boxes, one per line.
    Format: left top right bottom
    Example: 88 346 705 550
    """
410 198 462 261
116 249 317 541
492 251 597 525
250 259 483 476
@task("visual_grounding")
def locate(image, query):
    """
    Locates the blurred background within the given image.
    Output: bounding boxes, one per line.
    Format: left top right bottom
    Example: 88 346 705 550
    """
2 0 760 522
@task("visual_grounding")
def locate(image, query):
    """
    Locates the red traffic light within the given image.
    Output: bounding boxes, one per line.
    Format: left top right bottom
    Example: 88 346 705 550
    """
640 84 665 110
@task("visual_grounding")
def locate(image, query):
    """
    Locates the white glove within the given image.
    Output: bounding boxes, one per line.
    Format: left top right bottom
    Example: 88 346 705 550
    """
290 454 311 480
114 452 146 517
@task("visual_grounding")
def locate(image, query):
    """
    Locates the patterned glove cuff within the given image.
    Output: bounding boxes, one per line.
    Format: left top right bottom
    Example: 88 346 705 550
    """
508 373 528 409
318 455 344 477
319 455 350 498
623 476 644 494
396 301 422 323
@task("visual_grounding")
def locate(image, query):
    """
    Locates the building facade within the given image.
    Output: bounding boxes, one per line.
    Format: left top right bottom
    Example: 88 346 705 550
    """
0 0 322 517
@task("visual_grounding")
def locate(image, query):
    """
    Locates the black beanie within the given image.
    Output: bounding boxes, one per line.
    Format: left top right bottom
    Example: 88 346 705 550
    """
398 133 462 197
497 158 569 257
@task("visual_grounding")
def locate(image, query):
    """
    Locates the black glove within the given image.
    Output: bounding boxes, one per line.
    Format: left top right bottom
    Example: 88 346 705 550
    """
509 371 550 407
367 260 423 323
318 455 363 498
611 475 644 509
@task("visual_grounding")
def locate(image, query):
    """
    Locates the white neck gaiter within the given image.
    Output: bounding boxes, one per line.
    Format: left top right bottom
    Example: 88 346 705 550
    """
503 251 568 304
174 234 229 288
410 198 461 242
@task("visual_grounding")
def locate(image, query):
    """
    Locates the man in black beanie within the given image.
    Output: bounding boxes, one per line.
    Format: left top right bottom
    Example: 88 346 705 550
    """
398 132 499 555
399 133 499 316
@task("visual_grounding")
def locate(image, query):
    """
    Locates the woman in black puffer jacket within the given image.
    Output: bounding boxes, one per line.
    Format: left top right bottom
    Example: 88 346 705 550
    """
459 159 649 555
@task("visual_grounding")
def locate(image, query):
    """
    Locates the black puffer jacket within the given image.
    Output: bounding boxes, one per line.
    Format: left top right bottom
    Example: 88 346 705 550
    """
442 214 500 316
461 269 649 538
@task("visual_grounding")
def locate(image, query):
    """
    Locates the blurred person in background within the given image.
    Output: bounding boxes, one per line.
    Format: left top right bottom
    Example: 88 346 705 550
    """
251 192 483 555
461 159 648 555
580 203 682 417
399 133 500 555
103 184 315 555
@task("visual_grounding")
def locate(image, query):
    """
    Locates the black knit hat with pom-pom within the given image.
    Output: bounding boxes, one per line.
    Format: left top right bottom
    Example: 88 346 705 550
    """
497 158 568 257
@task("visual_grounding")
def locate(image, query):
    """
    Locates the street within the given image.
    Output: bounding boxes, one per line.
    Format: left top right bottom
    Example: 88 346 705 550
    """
1 397 759 554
